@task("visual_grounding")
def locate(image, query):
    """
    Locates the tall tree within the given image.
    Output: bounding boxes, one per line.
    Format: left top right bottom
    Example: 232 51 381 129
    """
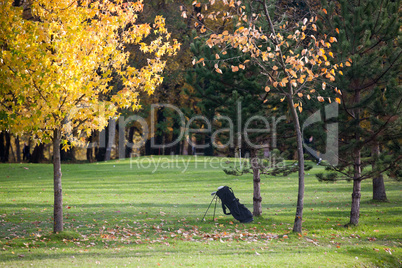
186 0 343 232
319 0 401 225
0 0 179 232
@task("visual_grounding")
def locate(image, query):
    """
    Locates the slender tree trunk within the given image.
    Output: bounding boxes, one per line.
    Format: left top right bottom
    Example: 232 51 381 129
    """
53 129 63 233
250 150 262 216
0 132 4 162
349 155 362 225
5 132 10 162
349 89 362 226
288 96 305 233
125 126 135 158
86 134 94 162
372 141 387 201
15 136 21 162
105 118 116 161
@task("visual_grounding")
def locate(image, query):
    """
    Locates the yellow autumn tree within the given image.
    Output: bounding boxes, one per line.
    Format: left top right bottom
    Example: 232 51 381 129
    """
0 0 179 232
185 0 346 232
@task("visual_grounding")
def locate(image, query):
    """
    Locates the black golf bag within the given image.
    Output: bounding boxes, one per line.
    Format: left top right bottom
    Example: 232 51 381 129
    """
216 186 253 223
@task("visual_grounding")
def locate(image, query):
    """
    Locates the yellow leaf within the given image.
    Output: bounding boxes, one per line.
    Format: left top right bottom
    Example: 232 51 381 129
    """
265 86 270 92
345 61 351 67
298 106 303 113
215 68 222 74
215 54 220 59
272 66 278 70
335 97 341 104
322 82 326 90
239 64 245 70
297 92 303 97
231 66 239 72
280 97 285 102
262 52 268 61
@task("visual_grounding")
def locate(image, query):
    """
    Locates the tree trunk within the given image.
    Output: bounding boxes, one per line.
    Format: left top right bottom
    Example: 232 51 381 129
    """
372 175 387 201
5 132 10 162
0 132 11 162
0 132 5 162
250 150 262 216
86 134 94 162
53 129 63 233
349 178 361 226
125 126 135 158
372 141 387 201
105 118 116 161
288 96 305 233
348 89 362 226
15 136 21 162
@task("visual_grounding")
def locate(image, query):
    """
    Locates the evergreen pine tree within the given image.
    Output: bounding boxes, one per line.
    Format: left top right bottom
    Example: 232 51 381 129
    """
320 0 401 225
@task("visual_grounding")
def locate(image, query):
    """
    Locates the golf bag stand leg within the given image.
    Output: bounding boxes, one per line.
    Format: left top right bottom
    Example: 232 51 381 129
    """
202 194 218 222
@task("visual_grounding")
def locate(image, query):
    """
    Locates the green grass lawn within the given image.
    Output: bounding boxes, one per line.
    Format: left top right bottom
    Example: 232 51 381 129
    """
0 156 401 267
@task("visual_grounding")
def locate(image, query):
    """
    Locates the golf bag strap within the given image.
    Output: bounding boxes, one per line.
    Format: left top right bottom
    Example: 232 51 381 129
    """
222 203 231 215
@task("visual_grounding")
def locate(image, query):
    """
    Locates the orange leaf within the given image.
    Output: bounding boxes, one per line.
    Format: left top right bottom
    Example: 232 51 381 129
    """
265 86 270 92
323 8 327 14
317 96 324 102
335 97 341 104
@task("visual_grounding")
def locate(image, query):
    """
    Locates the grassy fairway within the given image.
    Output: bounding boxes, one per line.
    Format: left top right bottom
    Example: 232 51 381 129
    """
0 156 401 267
